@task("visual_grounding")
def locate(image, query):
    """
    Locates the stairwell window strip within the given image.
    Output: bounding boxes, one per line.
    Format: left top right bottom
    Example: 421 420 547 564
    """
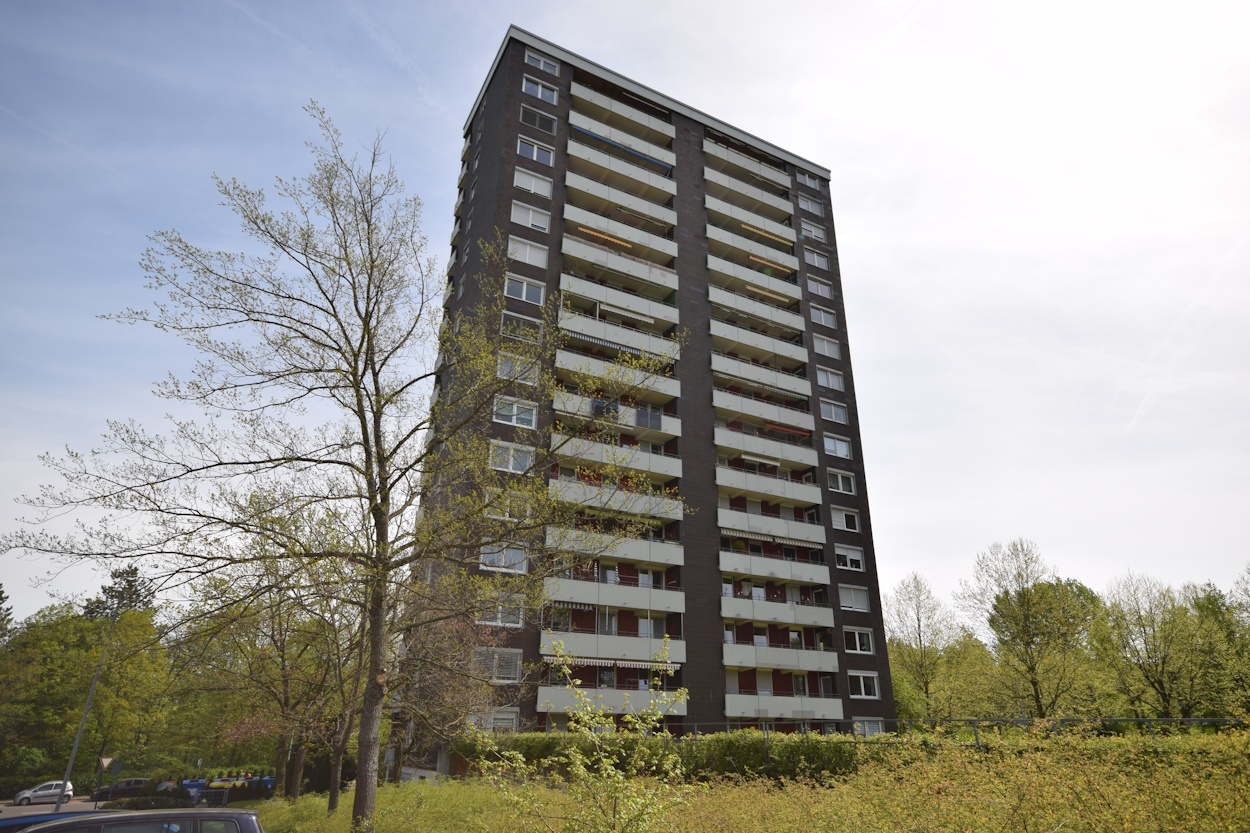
514 168 553 198
522 75 558 105
518 135 554 166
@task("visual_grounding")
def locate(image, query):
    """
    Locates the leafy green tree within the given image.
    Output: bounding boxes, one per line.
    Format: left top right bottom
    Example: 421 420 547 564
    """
883 572 959 718
0 583 12 644
83 566 155 620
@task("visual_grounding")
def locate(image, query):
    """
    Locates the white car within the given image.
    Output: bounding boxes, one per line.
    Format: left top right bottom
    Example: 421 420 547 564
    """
14 781 73 805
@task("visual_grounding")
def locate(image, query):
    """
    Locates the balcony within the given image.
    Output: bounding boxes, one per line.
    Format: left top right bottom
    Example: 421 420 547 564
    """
541 630 687 664
555 349 681 398
546 527 684 567
715 466 822 505
461 135 471 161
706 195 795 249
563 235 678 294
450 219 461 247
724 692 843 721
722 642 839 674
707 254 801 303
711 388 813 432
537 685 688 716
458 162 468 186
718 549 829 585
571 81 675 146
707 286 804 332
711 353 811 397
714 425 819 468
552 433 682 479
568 139 676 205
704 167 792 223
720 594 835 628
566 172 678 231
710 319 806 364
553 391 681 440
703 139 790 191
560 273 679 326
718 508 826 547
707 225 799 280
559 309 681 361
545 577 685 614
565 204 677 268
569 111 676 168
550 479 683 521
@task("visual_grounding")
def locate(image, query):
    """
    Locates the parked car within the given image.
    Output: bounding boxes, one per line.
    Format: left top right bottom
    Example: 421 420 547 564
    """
20 808 262 832
89 779 149 802
12 783 72 806
0 811 101 831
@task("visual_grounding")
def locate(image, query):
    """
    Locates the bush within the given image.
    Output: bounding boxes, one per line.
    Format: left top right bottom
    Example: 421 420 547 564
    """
101 795 194 810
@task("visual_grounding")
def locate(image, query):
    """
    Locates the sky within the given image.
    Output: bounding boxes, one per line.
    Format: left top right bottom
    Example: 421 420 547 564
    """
1 0 1248 621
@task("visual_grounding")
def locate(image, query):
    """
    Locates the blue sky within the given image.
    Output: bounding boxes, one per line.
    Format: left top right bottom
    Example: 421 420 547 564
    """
2 0 1248 619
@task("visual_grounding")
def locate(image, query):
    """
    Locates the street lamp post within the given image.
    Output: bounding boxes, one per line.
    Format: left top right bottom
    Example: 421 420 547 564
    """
54 609 118 812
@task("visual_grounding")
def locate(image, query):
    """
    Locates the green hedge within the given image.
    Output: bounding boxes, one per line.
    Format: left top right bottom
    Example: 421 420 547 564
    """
452 729 864 781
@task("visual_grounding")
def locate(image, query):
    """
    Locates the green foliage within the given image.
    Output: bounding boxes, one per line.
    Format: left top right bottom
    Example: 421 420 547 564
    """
101 794 194 810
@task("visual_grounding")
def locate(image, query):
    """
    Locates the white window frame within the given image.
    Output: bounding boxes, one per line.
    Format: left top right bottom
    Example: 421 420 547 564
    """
832 507 860 532
819 399 848 424
853 718 885 736
490 440 535 474
800 218 827 243
823 433 852 459
508 236 549 268
828 468 855 495
810 304 837 329
517 135 554 166
519 104 556 134
847 671 880 699
514 168 553 199
835 545 866 572
497 353 539 385
839 585 870 612
816 366 845 391
797 170 822 189
480 542 529 573
807 276 833 300
804 249 830 270
475 647 524 683
844 627 874 654
485 489 528 521
477 597 525 628
501 310 543 343
522 75 558 105
525 49 560 75
813 334 841 360
798 194 824 216
493 395 538 429
505 273 545 305
511 201 551 233
470 707 521 732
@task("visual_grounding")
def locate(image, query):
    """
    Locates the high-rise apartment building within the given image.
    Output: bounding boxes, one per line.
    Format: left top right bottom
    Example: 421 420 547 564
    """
448 27 894 735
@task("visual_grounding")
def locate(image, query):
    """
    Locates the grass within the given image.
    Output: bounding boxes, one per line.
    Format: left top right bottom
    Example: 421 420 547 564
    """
257 729 1250 833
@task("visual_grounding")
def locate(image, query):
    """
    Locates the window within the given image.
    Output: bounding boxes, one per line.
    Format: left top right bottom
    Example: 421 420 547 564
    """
522 75 558 104
828 469 855 495
494 396 537 428
490 441 534 473
810 304 837 329
808 277 832 300
823 434 852 459
520 104 556 134
485 489 527 520
497 353 539 385
797 170 822 189
501 311 542 342
800 218 827 243
844 628 874 653
820 400 848 424
475 647 523 683
481 543 528 573
847 671 880 699
835 545 865 571
515 168 553 198
813 334 841 360
804 249 830 270
505 273 545 304
798 194 824 216
517 136 554 166
525 48 559 75
478 598 524 627
816 366 844 391
511 202 551 232
839 585 870 612
832 508 860 532
509 236 548 268
471 708 520 732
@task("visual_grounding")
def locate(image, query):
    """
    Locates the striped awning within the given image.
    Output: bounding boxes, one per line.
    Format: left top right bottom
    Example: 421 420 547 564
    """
719 528 819 549
543 655 679 671
550 600 595 611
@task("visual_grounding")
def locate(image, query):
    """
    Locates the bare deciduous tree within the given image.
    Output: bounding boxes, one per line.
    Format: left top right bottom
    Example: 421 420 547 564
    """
883 572 959 716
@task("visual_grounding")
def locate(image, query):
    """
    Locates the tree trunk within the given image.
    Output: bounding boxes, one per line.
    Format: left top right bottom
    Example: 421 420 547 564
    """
273 731 291 799
328 710 356 812
286 743 308 799
351 574 390 828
